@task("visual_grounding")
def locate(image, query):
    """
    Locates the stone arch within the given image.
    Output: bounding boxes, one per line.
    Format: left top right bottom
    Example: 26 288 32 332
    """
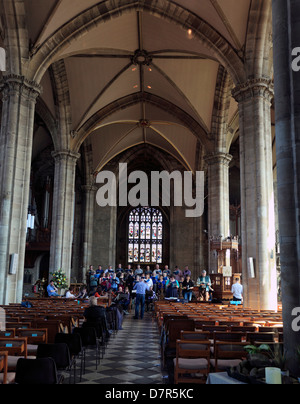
72 92 214 155
35 98 58 150
0 0 29 75
49 59 72 150
210 65 233 153
27 0 246 85
244 0 273 79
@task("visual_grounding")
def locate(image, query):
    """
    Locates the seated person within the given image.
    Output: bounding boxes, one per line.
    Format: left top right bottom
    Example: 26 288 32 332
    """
77 285 88 299
114 286 130 314
47 280 59 297
94 286 104 298
182 275 194 302
66 286 76 299
83 296 109 336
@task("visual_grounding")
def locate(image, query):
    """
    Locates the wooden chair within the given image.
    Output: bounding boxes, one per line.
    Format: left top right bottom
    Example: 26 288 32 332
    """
201 325 228 338
7 322 32 329
15 329 48 356
174 340 211 384
0 351 8 384
0 329 15 338
259 326 283 333
33 320 64 343
180 331 210 341
246 332 280 344
211 341 248 373
0 337 34 372
194 320 216 328
213 331 247 343
15 329 48 345
0 337 28 358
230 326 258 333
167 320 195 350
162 319 195 369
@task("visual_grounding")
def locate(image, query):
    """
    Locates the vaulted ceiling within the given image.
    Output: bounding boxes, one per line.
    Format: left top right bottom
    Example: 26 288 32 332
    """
24 0 254 173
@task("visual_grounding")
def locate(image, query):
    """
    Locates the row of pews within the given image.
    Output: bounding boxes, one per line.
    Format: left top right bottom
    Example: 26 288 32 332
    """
155 301 284 384
0 297 104 384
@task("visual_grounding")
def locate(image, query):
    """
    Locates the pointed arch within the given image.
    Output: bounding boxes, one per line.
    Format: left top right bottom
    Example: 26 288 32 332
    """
27 0 245 85
72 92 214 154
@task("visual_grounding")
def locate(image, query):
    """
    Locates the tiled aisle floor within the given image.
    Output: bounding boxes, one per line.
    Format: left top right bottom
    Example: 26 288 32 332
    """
77 312 166 384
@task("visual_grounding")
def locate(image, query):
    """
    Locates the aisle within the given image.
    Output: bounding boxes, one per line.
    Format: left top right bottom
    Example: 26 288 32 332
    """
78 312 166 384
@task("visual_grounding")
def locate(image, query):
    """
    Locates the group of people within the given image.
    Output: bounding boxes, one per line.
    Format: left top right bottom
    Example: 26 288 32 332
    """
87 264 198 298
46 263 243 321
85 264 220 319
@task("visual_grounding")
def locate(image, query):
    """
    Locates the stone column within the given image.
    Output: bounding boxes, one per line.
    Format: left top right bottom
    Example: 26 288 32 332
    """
272 0 300 375
232 78 277 310
205 152 232 273
82 184 97 275
0 75 41 304
49 150 80 284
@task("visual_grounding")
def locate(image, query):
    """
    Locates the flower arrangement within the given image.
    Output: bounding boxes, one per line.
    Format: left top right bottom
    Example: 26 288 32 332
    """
50 269 68 289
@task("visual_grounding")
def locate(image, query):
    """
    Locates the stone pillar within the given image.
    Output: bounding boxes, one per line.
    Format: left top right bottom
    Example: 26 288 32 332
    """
49 150 80 283
205 152 232 273
272 0 300 375
232 78 277 310
82 184 97 275
0 75 41 304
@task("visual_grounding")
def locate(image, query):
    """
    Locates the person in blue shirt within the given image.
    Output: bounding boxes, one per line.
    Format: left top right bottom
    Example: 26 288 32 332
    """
133 276 150 319
156 275 165 298
110 273 120 292
47 280 59 297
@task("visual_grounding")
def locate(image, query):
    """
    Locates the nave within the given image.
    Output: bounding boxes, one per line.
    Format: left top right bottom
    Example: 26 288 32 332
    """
77 312 165 385
0 296 287 385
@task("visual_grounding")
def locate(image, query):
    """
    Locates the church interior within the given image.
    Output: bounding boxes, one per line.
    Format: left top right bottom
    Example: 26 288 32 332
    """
0 0 300 384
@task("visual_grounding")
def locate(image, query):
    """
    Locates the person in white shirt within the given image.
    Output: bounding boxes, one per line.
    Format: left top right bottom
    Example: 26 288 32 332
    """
144 273 153 289
66 287 76 299
231 278 243 302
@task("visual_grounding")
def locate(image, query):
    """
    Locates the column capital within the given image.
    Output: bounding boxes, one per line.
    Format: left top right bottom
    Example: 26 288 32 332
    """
51 149 81 164
0 74 42 101
232 77 274 103
204 152 233 167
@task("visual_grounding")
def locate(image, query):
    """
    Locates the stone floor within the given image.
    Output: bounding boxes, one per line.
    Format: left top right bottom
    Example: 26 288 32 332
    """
74 311 167 385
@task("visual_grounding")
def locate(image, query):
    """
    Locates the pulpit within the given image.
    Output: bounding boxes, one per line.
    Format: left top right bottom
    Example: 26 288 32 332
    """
210 273 242 301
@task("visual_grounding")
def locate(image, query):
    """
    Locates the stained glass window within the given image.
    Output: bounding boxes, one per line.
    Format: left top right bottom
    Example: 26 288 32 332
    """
128 207 163 264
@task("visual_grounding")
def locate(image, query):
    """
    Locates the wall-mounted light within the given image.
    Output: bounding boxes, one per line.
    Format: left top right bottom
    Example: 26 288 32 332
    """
27 213 35 230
